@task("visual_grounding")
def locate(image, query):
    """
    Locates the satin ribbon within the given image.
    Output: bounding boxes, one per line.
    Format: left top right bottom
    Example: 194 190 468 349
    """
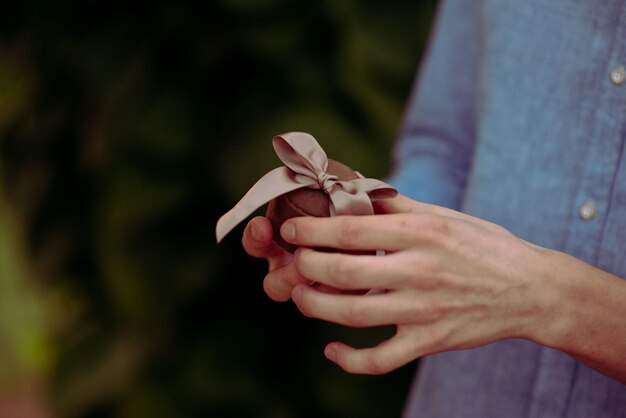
216 132 397 242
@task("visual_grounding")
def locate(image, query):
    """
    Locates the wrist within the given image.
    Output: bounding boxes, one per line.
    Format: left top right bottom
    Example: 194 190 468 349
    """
512 244 626 382
526 249 615 352
518 247 576 347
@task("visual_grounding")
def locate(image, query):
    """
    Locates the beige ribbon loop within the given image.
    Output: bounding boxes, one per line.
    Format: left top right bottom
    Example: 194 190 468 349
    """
215 132 397 242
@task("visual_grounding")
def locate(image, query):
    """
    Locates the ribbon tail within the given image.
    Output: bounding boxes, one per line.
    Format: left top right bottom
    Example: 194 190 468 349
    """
362 179 398 201
215 167 314 242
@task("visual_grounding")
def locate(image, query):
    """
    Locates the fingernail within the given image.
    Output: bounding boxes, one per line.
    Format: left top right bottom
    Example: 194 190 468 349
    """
250 221 262 241
292 286 303 305
324 346 337 362
281 221 296 242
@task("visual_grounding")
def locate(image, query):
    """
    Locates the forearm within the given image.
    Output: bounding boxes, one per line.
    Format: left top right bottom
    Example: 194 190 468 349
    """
535 249 626 384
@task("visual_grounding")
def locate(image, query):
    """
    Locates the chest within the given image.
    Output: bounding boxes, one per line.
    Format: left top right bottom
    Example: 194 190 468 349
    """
463 0 626 273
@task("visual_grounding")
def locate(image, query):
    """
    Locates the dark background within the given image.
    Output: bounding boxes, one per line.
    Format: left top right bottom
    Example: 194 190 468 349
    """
0 1 437 416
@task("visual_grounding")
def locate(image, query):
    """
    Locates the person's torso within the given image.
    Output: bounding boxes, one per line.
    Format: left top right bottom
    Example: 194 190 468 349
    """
405 1 626 417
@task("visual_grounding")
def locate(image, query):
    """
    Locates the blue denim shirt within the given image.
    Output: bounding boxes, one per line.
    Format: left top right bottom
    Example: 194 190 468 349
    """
390 0 626 416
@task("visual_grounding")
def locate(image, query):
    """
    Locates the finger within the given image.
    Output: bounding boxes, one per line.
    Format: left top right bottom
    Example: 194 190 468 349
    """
292 285 419 327
263 260 310 302
281 215 421 251
374 194 508 234
325 330 419 375
373 194 432 215
295 249 411 290
374 194 460 216
242 217 286 263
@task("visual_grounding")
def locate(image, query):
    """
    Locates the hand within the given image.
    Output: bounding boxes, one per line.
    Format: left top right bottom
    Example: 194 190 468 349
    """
241 216 308 301
242 216 346 301
281 195 555 374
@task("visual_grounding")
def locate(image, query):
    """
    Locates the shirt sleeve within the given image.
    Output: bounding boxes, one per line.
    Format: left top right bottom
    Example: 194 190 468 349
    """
388 0 481 211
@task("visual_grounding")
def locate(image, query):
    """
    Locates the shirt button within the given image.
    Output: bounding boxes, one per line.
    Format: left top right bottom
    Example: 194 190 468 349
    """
579 201 596 221
610 66 626 85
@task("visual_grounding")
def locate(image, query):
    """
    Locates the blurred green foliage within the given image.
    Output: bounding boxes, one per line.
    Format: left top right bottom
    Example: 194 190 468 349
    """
0 0 436 416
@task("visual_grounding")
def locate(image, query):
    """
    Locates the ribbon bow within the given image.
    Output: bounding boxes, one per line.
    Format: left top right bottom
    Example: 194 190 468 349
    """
216 132 397 242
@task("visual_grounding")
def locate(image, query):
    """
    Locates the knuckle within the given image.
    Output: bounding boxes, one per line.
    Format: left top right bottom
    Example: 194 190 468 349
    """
422 325 452 352
404 255 442 287
425 302 444 322
331 257 357 286
493 223 514 238
431 216 451 238
419 214 452 244
419 257 443 280
396 216 422 245
340 357 361 374
411 300 442 323
396 268 416 288
294 251 309 277
336 219 362 248
343 303 370 328
400 216 421 233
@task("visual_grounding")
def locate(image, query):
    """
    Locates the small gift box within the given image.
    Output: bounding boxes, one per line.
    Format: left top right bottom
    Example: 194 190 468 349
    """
216 132 397 252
